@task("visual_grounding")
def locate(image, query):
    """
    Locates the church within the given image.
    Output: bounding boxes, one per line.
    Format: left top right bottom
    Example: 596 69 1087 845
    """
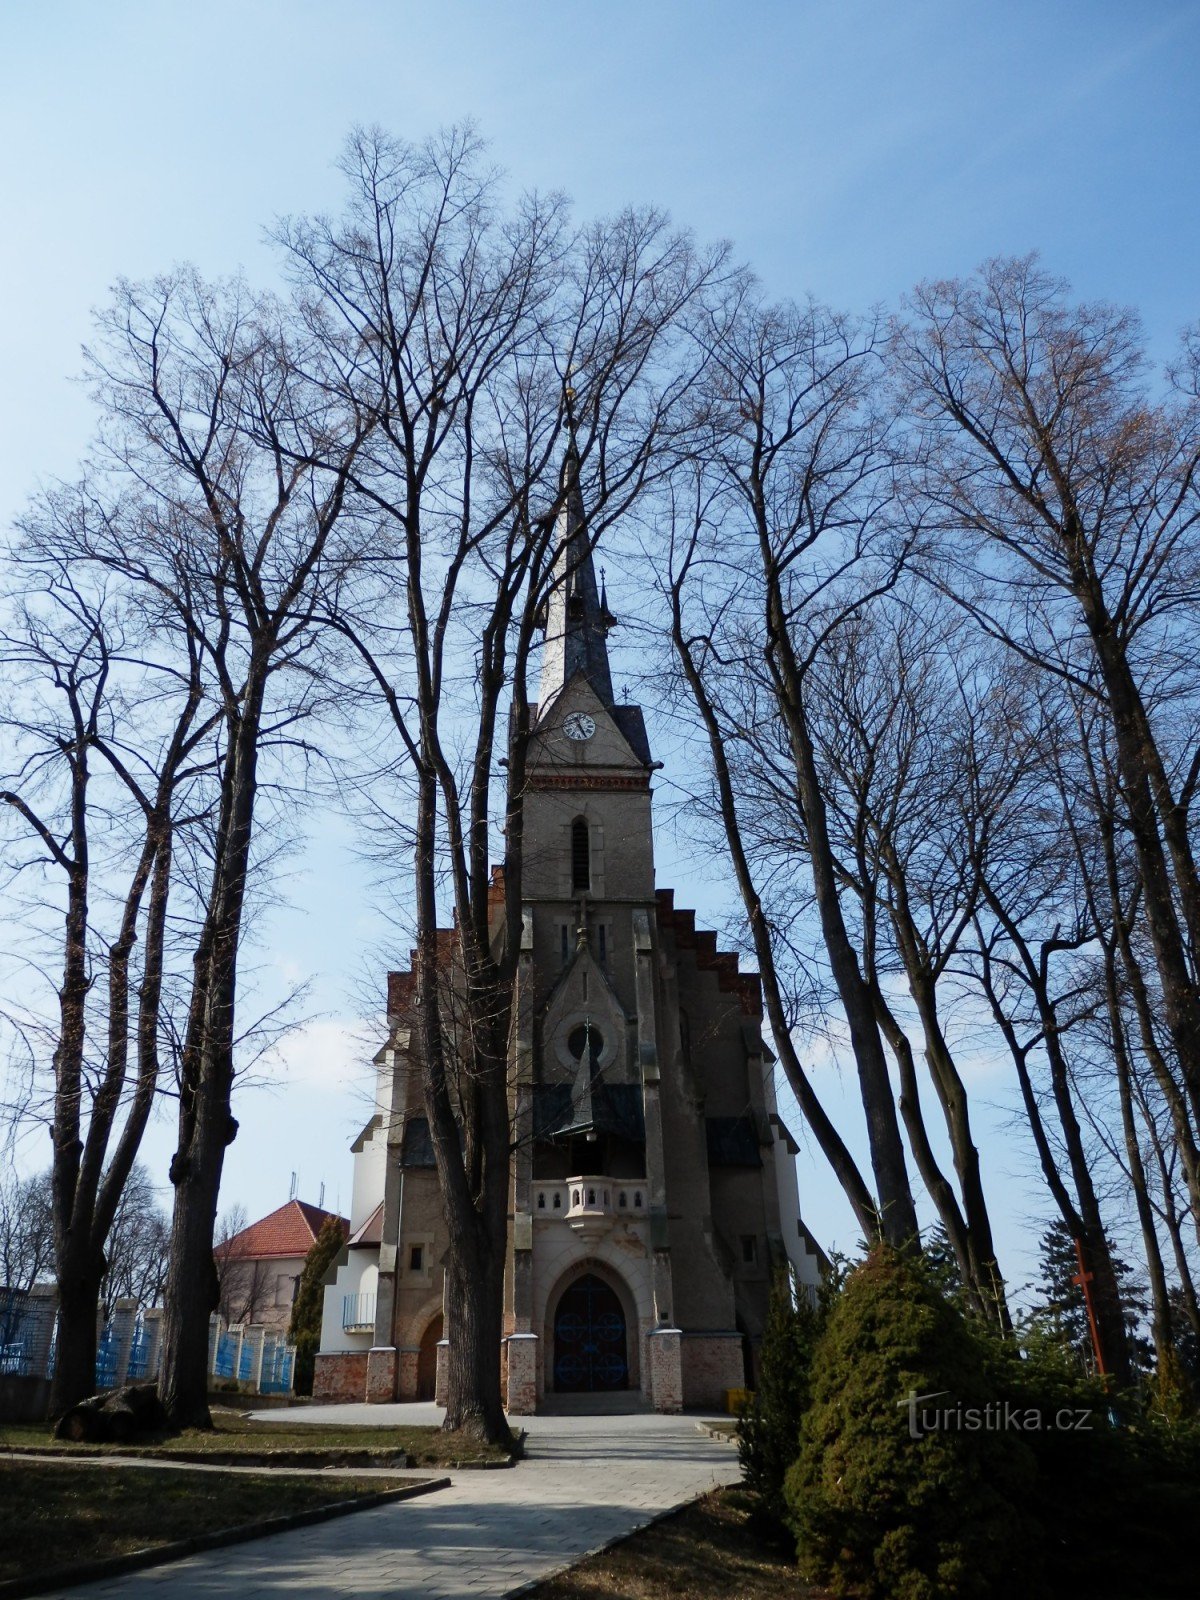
314 453 824 1413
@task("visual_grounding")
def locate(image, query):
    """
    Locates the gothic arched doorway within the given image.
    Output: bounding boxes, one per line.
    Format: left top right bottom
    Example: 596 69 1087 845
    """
417 1314 442 1401
552 1273 628 1392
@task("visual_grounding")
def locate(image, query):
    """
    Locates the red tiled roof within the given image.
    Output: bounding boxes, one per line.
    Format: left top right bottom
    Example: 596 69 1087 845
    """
222 1200 348 1261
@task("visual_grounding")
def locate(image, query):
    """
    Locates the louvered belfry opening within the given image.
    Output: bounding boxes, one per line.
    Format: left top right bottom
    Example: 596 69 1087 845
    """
571 817 590 892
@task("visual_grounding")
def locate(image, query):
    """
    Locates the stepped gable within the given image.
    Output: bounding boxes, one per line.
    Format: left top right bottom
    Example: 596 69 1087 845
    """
387 929 461 1023
388 969 416 1019
655 889 763 1016
489 863 506 912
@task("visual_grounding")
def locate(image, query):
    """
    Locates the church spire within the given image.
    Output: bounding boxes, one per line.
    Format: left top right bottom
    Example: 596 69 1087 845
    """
537 438 616 714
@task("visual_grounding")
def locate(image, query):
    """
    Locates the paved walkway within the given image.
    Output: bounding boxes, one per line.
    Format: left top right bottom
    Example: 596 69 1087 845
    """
36 1405 741 1600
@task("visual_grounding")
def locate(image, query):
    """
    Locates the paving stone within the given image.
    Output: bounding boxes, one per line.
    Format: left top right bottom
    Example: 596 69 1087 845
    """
33 1408 739 1600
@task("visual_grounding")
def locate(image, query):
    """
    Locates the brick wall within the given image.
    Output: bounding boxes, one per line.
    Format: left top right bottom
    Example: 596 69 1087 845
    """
366 1345 398 1402
313 1350 368 1403
397 1347 419 1400
680 1332 745 1407
647 1327 682 1413
506 1334 538 1415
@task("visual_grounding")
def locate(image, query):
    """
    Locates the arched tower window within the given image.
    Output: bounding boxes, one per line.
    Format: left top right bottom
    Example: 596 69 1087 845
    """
571 817 591 892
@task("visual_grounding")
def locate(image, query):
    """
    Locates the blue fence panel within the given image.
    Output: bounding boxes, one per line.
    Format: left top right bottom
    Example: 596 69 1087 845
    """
95 1324 118 1390
213 1330 237 1380
1 1291 30 1374
126 1321 149 1381
237 1336 257 1384
259 1339 294 1395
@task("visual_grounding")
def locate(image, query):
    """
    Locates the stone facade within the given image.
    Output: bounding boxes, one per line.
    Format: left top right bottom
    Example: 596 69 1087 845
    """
316 448 824 1412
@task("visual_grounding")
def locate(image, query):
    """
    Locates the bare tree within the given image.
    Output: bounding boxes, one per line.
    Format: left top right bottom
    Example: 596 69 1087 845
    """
0 1169 54 1354
895 257 1200 1133
212 1203 272 1326
802 598 1010 1322
0 1170 54 1293
1 517 218 1415
75 267 375 1427
665 294 919 1249
279 127 728 1442
100 1162 171 1318
950 677 1137 1382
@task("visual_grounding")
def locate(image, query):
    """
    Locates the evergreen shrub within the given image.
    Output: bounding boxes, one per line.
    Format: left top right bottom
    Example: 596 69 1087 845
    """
985 1328 1200 1600
737 1264 826 1528
784 1246 1040 1600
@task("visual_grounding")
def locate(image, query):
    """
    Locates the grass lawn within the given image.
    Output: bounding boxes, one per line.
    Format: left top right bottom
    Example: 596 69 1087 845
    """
0 1407 510 1468
523 1487 826 1600
0 1460 417 1586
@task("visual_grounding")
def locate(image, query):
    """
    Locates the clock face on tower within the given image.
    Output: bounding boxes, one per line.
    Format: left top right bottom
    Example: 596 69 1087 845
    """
562 712 596 741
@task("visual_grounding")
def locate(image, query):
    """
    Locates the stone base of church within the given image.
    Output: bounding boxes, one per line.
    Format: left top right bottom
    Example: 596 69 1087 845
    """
313 1350 369 1403
316 1327 729 1414
680 1331 746 1407
366 1345 398 1402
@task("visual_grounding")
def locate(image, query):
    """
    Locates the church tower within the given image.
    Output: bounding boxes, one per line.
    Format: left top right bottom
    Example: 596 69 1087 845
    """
313 446 824 1413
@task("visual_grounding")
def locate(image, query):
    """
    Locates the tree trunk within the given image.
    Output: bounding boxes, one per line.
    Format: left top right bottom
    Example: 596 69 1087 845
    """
1108 949 1173 1375
771 655 917 1247
441 1208 509 1440
157 1076 229 1428
667 587 883 1240
158 680 265 1429
1072 570 1200 1119
871 980 977 1296
1140 1081 1200 1351
885 876 1008 1325
48 1241 105 1419
1038 992 1133 1384
1095 799 1200 1235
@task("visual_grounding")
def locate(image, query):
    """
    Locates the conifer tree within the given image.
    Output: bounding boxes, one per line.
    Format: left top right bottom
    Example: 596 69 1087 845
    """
737 1265 825 1527
288 1215 346 1396
1033 1219 1149 1375
787 1248 1038 1600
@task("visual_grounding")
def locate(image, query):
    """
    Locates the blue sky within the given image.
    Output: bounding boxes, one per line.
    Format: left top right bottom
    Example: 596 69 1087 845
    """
3 1 1198 1283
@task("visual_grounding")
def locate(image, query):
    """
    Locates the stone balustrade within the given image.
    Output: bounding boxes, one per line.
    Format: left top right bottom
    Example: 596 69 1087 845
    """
532 1176 647 1237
